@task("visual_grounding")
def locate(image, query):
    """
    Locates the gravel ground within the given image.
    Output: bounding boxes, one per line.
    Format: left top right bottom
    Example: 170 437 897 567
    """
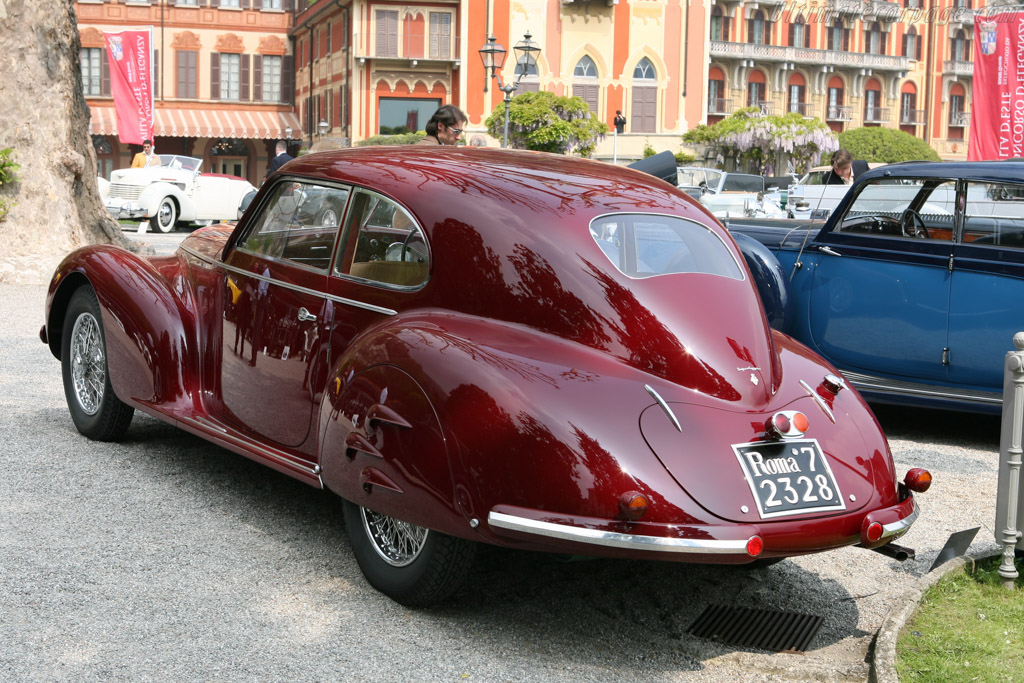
0 232 1005 681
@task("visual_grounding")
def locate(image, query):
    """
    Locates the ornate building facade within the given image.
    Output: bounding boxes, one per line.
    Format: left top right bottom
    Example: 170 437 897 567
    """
77 0 302 183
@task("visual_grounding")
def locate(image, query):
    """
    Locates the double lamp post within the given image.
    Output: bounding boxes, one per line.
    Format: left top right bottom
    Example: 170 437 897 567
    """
477 32 541 148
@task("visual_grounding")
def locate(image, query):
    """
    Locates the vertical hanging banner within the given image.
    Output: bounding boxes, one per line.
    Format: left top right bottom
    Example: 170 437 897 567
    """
104 29 154 145
970 12 1024 160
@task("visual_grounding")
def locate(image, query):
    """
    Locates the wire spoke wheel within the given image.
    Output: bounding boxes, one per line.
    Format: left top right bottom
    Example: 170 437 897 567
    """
361 507 429 567
69 311 105 416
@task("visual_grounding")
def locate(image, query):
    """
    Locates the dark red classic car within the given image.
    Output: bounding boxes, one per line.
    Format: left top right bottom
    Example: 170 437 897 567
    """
42 148 930 605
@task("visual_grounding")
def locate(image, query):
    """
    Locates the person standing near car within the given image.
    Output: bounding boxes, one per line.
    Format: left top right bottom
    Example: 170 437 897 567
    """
416 105 467 146
265 140 294 180
824 148 868 185
131 139 159 168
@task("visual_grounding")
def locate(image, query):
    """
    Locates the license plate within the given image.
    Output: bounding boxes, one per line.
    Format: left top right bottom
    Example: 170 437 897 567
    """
733 439 846 519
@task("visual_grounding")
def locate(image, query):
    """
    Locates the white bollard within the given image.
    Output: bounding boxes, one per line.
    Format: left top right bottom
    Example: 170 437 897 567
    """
995 332 1024 587
137 220 149 234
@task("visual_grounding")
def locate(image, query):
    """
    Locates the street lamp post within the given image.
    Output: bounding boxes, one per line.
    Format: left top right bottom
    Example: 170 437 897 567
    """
478 32 541 149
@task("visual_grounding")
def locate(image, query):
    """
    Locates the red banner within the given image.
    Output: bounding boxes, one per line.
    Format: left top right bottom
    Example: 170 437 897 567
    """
104 30 154 145
970 12 1024 160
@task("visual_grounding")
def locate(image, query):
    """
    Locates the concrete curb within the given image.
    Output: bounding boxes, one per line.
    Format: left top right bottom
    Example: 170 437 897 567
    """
871 549 1004 683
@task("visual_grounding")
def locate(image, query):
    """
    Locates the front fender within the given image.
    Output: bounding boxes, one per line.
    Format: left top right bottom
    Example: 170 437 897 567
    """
45 247 199 413
138 182 192 220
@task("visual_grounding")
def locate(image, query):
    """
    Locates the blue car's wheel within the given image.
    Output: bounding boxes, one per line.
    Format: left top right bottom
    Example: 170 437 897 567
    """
61 286 134 441
343 500 475 606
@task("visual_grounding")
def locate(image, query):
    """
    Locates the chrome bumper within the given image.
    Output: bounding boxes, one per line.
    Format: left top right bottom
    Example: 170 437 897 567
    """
487 510 753 555
105 199 147 220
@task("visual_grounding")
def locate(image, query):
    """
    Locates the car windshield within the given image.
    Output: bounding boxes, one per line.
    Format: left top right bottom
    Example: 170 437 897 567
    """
677 168 722 188
158 155 202 173
590 213 743 280
722 174 764 193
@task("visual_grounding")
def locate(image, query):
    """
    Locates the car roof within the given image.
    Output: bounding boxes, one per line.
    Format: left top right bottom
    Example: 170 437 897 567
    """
858 160 1024 182
278 147 715 237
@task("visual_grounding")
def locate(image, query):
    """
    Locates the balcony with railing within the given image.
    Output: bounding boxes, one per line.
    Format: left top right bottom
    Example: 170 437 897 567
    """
949 110 970 127
826 105 853 121
786 102 816 118
709 41 910 72
708 97 733 115
866 0 901 20
864 106 889 124
750 101 773 115
943 59 973 77
352 32 462 64
828 0 864 15
949 7 977 27
901 109 926 125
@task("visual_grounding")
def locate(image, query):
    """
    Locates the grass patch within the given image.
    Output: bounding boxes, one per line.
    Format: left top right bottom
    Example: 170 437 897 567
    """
896 556 1024 681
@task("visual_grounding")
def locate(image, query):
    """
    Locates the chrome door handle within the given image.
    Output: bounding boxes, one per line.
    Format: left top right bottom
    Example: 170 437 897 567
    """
818 245 842 256
297 307 317 322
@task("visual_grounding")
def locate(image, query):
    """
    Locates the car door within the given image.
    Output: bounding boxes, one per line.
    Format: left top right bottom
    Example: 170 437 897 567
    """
803 178 957 382
948 179 1024 393
218 179 351 452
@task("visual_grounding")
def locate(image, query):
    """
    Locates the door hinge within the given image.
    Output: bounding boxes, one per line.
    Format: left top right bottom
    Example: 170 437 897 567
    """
948 254 954 272
942 347 950 365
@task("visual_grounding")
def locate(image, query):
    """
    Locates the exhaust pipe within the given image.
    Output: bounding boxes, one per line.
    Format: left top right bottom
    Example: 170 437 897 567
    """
870 542 915 562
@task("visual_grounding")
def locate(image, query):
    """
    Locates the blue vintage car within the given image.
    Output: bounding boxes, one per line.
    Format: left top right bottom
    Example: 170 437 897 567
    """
727 161 1024 414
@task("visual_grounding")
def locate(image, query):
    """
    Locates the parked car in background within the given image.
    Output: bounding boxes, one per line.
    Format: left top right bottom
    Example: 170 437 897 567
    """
43 147 929 605
777 163 887 219
728 161 1024 414
677 166 786 219
104 155 257 232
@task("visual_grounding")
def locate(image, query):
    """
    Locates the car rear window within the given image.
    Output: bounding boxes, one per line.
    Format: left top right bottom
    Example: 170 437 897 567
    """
590 213 743 280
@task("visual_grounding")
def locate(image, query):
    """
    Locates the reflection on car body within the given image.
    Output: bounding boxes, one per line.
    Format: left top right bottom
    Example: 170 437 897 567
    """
42 147 929 606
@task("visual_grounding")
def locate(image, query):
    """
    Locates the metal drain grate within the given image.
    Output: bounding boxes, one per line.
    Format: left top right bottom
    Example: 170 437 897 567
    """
686 605 823 653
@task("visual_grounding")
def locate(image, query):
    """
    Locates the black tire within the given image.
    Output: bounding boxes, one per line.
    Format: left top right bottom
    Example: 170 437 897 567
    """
155 197 177 233
343 500 475 606
60 286 134 441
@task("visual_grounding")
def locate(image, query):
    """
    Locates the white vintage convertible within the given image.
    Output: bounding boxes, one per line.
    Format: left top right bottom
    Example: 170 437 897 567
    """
102 155 257 233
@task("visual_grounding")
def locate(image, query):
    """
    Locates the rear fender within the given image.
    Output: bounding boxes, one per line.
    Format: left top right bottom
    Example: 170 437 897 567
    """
46 248 199 413
733 231 792 331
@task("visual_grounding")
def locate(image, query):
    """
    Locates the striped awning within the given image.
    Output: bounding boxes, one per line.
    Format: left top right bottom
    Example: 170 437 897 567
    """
88 105 304 140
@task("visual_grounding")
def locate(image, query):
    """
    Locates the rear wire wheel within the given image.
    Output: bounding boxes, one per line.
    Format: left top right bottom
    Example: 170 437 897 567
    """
343 500 475 606
60 286 134 441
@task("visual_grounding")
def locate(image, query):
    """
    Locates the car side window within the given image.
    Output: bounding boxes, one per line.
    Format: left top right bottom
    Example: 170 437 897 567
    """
962 182 1024 248
336 190 429 288
237 181 350 272
835 178 955 241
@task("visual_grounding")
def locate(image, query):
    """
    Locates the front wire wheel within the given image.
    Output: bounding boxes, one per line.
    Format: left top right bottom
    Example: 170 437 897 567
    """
60 286 134 441
343 500 476 606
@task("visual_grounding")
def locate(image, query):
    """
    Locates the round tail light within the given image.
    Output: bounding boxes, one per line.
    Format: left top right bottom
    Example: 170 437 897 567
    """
618 492 649 521
766 411 809 439
746 535 764 557
866 521 884 543
904 468 932 493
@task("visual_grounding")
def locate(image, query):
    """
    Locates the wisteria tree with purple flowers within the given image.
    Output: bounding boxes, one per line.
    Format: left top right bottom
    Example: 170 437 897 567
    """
683 108 838 176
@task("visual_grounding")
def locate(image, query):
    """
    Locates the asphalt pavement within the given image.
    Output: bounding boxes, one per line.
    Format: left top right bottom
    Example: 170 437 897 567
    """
0 226 1005 681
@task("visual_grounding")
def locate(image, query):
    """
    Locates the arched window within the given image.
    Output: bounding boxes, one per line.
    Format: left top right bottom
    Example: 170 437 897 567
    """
514 53 539 93
747 69 767 111
708 66 727 115
787 73 806 115
789 14 806 48
828 20 848 51
900 81 920 130
711 5 729 41
573 56 599 115
631 58 657 133
903 26 921 60
864 78 883 126
951 29 969 61
865 21 885 55
748 10 769 45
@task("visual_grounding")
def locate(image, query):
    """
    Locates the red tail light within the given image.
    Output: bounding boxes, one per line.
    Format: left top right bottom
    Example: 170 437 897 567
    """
903 468 932 493
866 521 884 542
746 535 764 557
618 492 649 521
766 411 809 439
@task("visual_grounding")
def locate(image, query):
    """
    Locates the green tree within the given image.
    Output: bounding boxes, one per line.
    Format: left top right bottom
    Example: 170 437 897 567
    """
682 107 838 175
484 91 608 157
838 127 942 163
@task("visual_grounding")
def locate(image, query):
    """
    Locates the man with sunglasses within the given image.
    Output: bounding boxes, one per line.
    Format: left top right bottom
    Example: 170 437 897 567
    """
417 105 467 146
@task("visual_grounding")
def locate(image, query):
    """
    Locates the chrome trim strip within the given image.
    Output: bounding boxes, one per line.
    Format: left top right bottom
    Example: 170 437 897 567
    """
180 244 398 316
177 414 320 478
840 369 1001 406
487 511 751 554
800 379 836 424
881 500 919 539
644 384 682 432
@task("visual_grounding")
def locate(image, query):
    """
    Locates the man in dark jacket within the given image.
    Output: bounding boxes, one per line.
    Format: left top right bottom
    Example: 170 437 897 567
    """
825 148 869 185
265 141 293 179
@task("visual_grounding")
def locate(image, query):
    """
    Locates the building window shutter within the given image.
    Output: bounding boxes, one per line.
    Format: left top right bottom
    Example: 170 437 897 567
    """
101 49 110 96
253 0 262 8
240 53 250 101
253 55 263 101
334 89 341 127
283 0 293 11
211 52 220 100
